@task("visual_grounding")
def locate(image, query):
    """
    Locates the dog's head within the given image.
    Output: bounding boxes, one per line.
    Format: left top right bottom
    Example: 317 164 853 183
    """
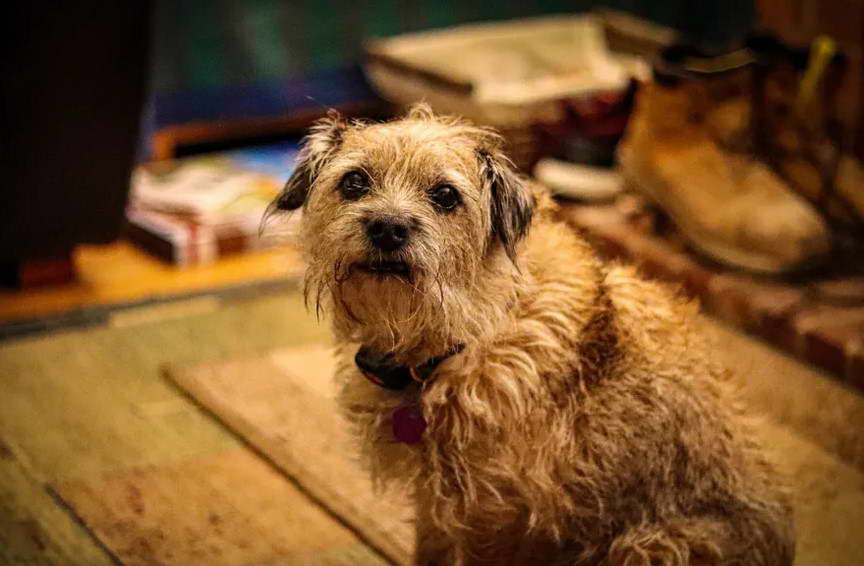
274 104 534 353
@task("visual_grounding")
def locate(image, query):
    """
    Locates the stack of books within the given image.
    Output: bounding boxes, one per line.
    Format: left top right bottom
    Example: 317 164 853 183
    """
126 143 299 266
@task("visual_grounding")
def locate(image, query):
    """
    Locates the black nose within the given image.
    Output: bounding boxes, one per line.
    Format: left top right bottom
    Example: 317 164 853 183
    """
366 218 410 252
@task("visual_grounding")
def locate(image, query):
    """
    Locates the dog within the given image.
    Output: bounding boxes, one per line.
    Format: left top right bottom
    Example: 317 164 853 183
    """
272 104 795 565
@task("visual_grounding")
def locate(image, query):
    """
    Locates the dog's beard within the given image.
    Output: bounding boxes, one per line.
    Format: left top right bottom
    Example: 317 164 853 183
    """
304 243 503 361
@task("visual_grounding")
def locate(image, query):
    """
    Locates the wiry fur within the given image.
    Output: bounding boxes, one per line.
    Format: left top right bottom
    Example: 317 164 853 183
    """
278 104 795 565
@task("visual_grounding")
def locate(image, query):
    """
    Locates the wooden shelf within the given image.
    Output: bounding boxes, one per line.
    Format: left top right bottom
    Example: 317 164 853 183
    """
0 240 303 323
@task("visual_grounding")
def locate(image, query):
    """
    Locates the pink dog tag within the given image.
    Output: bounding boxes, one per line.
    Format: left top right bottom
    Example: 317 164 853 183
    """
392 405 426 444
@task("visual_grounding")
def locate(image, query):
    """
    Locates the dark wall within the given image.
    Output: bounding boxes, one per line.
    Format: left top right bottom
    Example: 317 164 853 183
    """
148 1 756 128
1 3 151 259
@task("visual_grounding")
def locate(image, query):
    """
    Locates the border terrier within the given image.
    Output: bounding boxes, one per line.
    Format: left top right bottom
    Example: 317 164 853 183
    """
273 104 794 565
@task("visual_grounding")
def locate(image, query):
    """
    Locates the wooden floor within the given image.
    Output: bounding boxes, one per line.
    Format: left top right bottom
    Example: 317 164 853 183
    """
0 240 303 322
0 289 385 565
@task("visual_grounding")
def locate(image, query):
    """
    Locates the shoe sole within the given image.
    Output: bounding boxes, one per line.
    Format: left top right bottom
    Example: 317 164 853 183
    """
624 178 804 274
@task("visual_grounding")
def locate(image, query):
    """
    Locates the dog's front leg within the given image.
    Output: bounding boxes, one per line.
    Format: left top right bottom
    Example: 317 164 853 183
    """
414 509 457 566
414 538 454 566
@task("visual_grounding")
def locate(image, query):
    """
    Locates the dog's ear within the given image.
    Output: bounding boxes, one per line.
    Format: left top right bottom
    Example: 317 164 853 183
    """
274 111 347 211
479 150 535 262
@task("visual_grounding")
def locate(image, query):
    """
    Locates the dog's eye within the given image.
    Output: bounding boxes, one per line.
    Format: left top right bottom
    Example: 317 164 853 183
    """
339 171 369 200
429 184 461 212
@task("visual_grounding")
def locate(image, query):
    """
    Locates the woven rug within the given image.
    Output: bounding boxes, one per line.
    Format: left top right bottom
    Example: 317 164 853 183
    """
165 326 864 565
168 346 414 565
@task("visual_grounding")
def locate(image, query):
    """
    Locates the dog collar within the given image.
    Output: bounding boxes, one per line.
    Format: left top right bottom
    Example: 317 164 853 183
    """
355 344 464 444
354 344 464 391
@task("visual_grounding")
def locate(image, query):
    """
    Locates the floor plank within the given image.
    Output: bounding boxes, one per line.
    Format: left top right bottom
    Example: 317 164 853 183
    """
53 448 386 566
0 292 327 484
0 436 114 566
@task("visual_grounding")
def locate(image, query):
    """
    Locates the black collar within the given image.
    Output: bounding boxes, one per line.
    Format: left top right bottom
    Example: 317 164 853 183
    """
355 344 464 391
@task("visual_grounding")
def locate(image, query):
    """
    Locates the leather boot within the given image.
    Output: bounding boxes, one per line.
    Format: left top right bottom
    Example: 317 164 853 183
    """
617 53 830 274
748 36 864 230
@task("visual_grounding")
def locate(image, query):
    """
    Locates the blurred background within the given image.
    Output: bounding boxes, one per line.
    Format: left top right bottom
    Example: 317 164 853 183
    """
1 1 864 565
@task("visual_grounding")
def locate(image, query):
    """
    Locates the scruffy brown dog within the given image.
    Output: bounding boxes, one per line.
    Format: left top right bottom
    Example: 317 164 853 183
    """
274 104 795 565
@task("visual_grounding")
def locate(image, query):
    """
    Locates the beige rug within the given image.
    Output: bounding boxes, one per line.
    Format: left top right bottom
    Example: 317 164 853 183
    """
168 346 414 566
166 325 864 565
